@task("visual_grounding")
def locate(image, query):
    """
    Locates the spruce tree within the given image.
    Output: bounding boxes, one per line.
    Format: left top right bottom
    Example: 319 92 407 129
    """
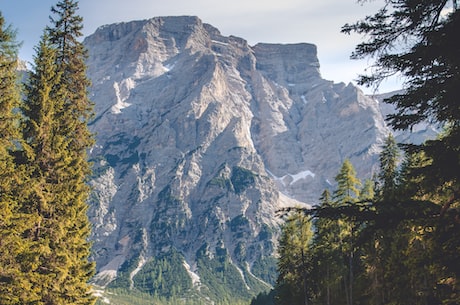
0 12 20 224
0 12 32 304
47 0 93 149
377 134 399 202
333 160 362 305
19 0 95 303
359 179 375 202
333 159 361 204
310 190 344 305
276 211 313 305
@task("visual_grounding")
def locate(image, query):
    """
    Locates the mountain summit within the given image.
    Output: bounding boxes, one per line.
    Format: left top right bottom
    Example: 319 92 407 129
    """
85 16 389 302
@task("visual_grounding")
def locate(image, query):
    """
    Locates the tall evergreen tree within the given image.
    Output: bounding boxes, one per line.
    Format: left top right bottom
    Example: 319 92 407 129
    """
0 12 34 304
47 0 93 154
333 159 362 204
0 12 21 194
276 211 313 305
310 190 345 305
377 134 400 201
333 160 362 305
0 11 20 210
359 179 375 202
18 1 96 303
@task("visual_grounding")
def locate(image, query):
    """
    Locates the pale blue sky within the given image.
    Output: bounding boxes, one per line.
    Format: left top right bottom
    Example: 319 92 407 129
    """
1 0 400 93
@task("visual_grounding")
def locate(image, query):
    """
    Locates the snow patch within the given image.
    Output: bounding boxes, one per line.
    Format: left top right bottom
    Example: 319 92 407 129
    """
244 262 272 289
267 169 316 187
234 264 250 290
290 170 315 184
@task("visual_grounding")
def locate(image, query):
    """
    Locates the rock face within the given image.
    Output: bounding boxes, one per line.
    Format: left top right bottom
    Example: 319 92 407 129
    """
84 16 390 301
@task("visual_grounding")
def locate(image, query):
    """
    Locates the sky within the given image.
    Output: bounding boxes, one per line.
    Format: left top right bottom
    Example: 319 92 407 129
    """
1 0 402 93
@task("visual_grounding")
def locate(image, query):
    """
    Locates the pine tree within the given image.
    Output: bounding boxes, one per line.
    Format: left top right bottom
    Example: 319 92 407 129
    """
333 160 362 305
0 12 29 304
0 12 43 304
18 1 96 303
310 190 345 305
333 159 361 205
377 134 400 202
276 211 313 305
0 11 20 220
359 179 375 202
47 0 93 149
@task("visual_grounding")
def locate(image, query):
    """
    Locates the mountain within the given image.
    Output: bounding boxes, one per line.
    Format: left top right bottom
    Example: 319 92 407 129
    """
84 16 391 303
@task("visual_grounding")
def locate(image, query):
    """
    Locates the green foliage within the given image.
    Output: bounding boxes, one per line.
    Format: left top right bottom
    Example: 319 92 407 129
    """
251 256 278 286
0 12 37 304
343 1 460 129
333 159 361 204
133 249 193 298
341 1 460 304
95 288 207 305
230 215 250 232
275 210 313 305
209 174 232 190
96 287 251 305
196 244 252 303
230 166 256 194
377 134 400 201
250 289 276 305
107 256 140 290
0 1 96 304
105 245 273 304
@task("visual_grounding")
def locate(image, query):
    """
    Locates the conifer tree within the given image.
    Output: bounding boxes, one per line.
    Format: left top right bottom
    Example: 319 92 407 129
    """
276 211 313 305
0 12 33 304
19 1 96 303
377 134 399 201
310 190 344 305
333 160 362 305
333 159 361 204
359 179 375 202
47 0 93 149
0 12 20 223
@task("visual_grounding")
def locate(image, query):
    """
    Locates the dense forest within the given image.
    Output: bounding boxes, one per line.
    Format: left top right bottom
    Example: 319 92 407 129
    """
253 1 460 304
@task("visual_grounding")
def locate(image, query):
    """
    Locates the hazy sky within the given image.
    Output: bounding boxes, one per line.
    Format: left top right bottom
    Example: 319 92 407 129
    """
1 0 401 93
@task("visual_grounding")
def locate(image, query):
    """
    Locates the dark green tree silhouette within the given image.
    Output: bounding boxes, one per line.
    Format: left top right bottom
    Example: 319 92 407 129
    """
343 1 460 303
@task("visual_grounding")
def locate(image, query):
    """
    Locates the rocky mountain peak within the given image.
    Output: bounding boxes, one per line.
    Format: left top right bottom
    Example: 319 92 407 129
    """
85 16 391 302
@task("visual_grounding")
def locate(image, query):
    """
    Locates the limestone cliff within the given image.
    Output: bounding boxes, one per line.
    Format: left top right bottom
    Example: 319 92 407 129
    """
84 16 390 302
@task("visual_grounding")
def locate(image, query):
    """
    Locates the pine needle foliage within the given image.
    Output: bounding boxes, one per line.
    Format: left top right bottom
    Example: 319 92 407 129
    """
0 12 38 305
15 1 96 303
